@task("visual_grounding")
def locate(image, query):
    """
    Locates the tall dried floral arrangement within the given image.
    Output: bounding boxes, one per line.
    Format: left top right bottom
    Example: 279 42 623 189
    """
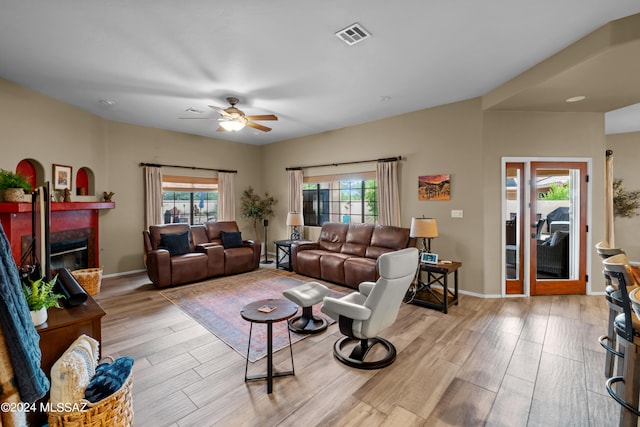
613 178 640 218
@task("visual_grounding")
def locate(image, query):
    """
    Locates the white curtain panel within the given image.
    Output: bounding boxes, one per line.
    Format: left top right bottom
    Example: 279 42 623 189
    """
605 151 615 247
218 172 236 221
144 166 163 229
376 160 401 227
288 169 303 213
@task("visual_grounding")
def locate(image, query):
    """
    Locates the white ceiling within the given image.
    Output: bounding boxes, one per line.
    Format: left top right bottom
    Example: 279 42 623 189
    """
1 1 639 145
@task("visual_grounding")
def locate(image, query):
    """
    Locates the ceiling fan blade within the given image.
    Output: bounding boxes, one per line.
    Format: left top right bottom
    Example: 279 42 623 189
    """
245 114 278 121
246 121 272 132
216 126 227 132
209 105 231 117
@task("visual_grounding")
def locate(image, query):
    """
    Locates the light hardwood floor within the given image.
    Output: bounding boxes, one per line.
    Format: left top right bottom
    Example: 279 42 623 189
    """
94 268 620 427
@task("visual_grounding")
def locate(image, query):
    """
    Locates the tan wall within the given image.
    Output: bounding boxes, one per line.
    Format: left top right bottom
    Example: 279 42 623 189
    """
0 77 262 274
262 98 486 293
483 110 606 293
2 75 613 294
606 132 640 258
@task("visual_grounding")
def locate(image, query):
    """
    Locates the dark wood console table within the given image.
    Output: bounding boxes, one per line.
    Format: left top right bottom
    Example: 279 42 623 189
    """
406 261 461 314
28 294 105 425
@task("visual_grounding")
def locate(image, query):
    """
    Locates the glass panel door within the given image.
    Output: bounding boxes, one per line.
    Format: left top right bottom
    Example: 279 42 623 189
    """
530 162 587 295
505 163 524 294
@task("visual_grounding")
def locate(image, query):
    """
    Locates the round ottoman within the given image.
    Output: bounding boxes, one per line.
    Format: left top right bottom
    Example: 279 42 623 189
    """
282 282 331 334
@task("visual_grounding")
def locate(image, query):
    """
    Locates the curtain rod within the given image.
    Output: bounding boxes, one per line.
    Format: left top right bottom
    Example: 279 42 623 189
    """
140 162 237 174
285 156 402 171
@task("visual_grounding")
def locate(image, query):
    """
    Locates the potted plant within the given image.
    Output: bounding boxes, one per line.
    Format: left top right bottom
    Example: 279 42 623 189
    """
240 186 278 240
0 169 33 202
22 275 65 326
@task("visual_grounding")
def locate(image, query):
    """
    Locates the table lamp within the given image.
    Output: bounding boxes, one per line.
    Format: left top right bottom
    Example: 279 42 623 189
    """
287 212 304 240
410 217 438 253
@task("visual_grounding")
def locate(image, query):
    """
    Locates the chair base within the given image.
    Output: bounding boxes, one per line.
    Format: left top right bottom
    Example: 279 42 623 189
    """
288 306 328 334
332 336 397 370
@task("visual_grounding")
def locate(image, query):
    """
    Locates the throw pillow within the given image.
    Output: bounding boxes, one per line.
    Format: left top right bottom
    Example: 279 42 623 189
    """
50 334 100 405
549 231 567 246
84 356 134 403
221 231 244 249
160 231 190 256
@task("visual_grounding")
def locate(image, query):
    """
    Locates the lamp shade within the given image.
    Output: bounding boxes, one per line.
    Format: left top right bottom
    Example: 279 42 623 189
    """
286 212 304 227
410 217 438 238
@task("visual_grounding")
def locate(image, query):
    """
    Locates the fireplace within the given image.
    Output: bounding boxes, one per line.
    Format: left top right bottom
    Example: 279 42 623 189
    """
0 201 114 269
51 237 89 271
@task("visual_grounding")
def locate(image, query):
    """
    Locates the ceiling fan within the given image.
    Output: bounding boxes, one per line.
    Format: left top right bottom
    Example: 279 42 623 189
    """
181 97 278 132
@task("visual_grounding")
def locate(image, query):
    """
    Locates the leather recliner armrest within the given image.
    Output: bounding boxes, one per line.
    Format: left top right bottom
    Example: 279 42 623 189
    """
145 249 171 288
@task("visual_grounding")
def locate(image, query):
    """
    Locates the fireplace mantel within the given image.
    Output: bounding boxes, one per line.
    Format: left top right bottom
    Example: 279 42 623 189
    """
0 201 115 267
0 201 115 213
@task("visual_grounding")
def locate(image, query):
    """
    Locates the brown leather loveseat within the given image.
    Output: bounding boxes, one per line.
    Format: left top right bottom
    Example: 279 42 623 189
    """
291 222 415 289
143 221 260 288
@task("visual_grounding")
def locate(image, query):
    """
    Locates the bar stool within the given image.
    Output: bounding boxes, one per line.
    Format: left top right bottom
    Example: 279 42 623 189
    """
603 255 640 427
596 241 627 378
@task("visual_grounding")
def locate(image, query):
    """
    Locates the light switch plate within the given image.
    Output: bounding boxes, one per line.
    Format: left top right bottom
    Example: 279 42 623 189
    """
451 210 463 218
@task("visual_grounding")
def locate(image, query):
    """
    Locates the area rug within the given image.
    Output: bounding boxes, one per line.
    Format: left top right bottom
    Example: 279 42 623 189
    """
160 269 345 362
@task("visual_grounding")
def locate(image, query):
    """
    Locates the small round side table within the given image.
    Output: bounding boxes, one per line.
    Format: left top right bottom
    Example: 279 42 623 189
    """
240 298 298 393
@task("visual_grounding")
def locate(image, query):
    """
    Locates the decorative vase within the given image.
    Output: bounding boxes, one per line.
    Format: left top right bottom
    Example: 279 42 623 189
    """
3 188 25 202
30 307 47 326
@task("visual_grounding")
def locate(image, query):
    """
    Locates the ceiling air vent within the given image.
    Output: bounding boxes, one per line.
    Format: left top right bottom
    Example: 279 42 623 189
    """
335 23 371 46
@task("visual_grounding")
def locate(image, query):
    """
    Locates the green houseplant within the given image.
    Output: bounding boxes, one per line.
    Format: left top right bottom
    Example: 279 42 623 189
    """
0 169 33 202
240 186 278 240
22 275 65 326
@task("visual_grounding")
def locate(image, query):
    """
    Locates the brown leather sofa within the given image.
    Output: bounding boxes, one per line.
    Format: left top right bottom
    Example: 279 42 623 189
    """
143 221 260 288
291 222 415 289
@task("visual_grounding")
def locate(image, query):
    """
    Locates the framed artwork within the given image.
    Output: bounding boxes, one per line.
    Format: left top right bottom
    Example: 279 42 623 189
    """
53 164 72 191
418 174 451 201
421 252 438 264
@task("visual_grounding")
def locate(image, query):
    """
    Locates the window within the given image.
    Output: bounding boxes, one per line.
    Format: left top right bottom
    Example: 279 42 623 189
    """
162 175 218 225
303 173 377 226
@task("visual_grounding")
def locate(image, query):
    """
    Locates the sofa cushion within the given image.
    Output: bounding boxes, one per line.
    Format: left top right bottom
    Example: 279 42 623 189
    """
370 225 410 250
344 257 378 289
320 252 351 285
160 231 191 256
318 223 349 252
341 223 373 257
221 231 244 249
206 221 240 241
549 230 568 246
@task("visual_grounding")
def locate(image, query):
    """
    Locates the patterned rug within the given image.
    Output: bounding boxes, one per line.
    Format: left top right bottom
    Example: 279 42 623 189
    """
160 269 344 362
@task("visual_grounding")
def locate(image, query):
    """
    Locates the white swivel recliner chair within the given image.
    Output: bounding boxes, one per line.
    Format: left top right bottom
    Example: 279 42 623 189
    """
321 247 418 369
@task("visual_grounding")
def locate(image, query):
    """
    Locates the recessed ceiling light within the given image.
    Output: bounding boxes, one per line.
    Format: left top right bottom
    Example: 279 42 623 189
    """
566 95 586 103
98 99 116 106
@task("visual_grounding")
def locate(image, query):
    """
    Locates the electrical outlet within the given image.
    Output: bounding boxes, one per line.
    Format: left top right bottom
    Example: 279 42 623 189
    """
451 210 463 218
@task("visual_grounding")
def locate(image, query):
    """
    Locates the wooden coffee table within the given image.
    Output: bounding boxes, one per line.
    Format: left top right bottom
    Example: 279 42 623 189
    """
240 298 298 393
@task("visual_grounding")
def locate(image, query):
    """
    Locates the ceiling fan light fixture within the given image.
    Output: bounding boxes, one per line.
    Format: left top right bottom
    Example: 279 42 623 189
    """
220 120 245 131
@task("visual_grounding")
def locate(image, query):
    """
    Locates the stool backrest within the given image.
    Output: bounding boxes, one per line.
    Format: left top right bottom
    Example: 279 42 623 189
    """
604 254 634 342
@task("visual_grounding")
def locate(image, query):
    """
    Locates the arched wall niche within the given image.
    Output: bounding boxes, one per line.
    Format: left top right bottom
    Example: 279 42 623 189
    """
16 159 44 189
75 167 95 196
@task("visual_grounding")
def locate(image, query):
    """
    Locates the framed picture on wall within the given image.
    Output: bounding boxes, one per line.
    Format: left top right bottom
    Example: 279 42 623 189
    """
418 174 451 201
53 164 72 191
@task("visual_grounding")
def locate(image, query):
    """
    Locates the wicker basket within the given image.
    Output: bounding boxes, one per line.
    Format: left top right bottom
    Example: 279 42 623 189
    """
47 371 133 427
71 267 103 295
